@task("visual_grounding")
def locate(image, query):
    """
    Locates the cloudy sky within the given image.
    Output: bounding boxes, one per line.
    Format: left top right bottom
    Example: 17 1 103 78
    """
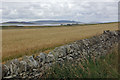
0 0 119 23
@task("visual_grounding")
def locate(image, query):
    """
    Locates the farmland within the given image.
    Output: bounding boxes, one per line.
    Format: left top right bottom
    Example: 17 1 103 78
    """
2 23 118 62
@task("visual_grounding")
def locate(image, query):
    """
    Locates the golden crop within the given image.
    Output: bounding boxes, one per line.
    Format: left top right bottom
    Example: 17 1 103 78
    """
2 23 118 62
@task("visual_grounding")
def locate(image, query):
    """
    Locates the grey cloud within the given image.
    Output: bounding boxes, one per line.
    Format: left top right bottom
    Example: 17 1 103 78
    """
1 0 118 23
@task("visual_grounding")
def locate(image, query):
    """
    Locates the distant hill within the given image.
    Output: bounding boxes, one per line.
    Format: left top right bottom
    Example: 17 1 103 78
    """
2 21 34 24
2 20 80 24
1 20 82 26
31 20 79 24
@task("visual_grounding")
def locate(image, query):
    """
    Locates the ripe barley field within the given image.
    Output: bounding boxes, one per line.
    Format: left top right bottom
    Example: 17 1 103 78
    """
2 23 118 62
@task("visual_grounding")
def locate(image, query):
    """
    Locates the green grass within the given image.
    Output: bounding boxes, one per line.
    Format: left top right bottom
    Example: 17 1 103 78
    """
42 47 119 78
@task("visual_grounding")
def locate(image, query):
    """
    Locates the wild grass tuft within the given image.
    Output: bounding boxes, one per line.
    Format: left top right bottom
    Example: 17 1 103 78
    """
42 47 119 78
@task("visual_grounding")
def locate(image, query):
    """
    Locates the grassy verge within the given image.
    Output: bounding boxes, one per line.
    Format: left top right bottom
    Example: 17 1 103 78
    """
42 47 119 78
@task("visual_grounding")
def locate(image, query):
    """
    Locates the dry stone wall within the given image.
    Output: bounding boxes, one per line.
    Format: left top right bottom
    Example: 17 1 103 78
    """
2 30 120 79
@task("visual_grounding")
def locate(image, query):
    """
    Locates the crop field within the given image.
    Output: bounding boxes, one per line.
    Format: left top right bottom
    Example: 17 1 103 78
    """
2 23 118 62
